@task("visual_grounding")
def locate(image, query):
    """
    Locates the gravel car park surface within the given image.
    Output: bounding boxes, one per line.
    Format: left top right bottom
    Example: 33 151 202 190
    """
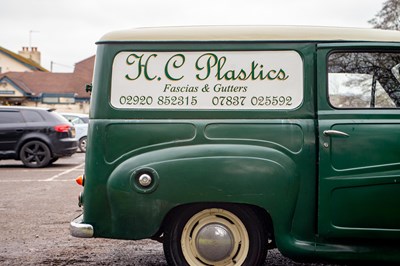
0 153 342 266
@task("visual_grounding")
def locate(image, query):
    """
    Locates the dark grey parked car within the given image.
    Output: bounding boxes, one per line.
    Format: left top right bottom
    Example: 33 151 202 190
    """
0 106 78 167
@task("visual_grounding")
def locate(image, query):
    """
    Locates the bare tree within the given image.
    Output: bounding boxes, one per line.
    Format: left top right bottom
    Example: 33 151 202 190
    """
369 0 400 30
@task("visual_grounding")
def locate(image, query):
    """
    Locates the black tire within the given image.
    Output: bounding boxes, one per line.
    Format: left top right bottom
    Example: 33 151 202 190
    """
78 136 87 153
163 204 268 266
49 157 59 165
19 140 51 168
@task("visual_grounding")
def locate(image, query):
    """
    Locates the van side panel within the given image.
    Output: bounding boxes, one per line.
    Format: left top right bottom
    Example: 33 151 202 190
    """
83 43 318 256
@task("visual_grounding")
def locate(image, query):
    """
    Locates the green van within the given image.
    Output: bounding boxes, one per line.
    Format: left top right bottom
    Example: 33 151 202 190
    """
71 26 400 265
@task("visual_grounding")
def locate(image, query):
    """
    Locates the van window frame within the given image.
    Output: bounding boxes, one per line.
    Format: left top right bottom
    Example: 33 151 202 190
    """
328 50 400 109
94 42 316 120
317 42 400 111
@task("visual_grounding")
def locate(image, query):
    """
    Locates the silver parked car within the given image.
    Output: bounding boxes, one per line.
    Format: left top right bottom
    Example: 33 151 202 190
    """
60 113 88 152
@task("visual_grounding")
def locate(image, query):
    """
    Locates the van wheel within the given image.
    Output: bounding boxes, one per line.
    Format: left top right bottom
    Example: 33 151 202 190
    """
20 140 51 168
163 204 268 266
79 136 87 152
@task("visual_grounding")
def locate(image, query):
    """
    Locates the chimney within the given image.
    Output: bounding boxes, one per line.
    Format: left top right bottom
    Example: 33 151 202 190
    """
18 46 41 65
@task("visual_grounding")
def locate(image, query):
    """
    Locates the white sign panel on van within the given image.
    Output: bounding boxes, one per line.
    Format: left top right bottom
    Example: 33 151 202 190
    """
110 51 303 110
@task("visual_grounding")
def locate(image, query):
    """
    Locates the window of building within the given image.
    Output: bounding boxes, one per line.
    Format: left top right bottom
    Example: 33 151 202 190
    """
42 96 59 104
42 95 75 104
59 97 75 104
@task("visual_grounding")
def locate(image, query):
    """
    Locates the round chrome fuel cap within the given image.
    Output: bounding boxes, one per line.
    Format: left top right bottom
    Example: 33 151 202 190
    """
195 223 234 262
138 173 152 187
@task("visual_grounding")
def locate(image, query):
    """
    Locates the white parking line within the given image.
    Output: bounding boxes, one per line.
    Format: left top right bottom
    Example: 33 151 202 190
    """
14 168 85 172
0 164 84 182
44 163 85 181
0 179 75 182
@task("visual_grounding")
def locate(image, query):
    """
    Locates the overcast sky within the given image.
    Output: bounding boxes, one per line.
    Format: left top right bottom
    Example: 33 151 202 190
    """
1 0 386 72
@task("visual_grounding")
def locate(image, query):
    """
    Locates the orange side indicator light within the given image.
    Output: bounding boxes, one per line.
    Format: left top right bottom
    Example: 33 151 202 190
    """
76 175 84 186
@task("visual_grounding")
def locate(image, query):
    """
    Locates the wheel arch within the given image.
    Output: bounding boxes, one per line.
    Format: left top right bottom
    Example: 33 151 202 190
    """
158 202 276 248
105 144 300 240
78 135 87 152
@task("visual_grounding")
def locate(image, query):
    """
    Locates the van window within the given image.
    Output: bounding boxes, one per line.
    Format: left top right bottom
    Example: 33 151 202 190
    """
328 52 400 108
110 51 304 110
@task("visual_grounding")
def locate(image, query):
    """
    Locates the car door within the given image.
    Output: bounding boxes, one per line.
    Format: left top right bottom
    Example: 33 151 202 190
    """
0 110 26 155
317 44 400 240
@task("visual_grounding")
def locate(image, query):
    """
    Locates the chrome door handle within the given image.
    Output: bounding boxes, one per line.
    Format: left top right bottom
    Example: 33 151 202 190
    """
323 130 349 138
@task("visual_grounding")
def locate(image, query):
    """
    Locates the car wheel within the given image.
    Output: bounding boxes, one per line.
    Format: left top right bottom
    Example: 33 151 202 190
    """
20 140 51 168
49 157 59 165
79 136 87 153
163 204 268 266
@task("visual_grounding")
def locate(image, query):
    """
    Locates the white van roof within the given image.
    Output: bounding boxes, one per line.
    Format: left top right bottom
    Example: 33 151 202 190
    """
99 26 400 43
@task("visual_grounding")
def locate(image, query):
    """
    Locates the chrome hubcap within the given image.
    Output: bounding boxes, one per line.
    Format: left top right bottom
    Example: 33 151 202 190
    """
195 223 234 262
181 208 250 265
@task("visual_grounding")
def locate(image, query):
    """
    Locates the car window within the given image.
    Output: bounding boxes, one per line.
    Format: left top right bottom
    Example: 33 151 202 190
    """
62 114 88 124
81 117 89 123
328 52 400 108
0 111 25 123
21 110 45 122
62 115 73 122
50 111 70 123
71 117 85 124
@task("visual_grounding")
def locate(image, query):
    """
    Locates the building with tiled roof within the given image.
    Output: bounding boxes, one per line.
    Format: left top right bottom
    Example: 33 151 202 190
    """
0 54 94 113
0 46 48 72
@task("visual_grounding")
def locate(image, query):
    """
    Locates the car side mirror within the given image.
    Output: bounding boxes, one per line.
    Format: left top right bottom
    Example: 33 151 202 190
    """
86 83 93 93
